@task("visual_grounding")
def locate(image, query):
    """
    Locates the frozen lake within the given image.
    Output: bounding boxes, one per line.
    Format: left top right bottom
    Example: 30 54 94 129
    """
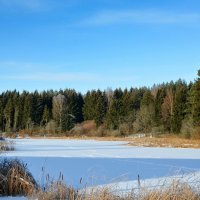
2 139 200 189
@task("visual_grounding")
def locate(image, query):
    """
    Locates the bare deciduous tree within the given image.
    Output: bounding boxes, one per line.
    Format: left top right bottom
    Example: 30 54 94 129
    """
52 94 66 129
161 88 174 131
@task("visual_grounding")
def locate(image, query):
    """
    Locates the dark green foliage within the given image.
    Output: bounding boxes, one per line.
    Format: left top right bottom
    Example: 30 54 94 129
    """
141 90 154 106
0 98 4 131
83 90 107 127
134 90 155 133
172 80 188 133
41 105 50 126
190 70 200 126
154 87 166 126
0 69 199 135
22 93 33 129
4 99 14 132
106 88 124 129
61 89 83 131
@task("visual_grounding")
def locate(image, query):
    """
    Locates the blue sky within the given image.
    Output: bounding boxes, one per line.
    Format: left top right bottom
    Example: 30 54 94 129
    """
0 0 199 93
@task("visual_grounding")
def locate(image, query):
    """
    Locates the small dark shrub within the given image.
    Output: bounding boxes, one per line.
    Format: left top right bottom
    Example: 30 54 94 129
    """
0 141 15 151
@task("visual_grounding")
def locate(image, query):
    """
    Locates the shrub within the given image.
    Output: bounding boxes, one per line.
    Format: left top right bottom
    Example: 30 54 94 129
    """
180 117 194 139
191 126 200 139
0 141 15 152
0 159 37 196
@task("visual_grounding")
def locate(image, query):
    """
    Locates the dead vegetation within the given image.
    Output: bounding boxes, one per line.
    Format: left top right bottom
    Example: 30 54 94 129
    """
138 181 199 200
30 181 78 200
0 158 199 200
0 159 37 197
0 140 15 152
128 136 200 148
29 181 200 200
11 134 200 149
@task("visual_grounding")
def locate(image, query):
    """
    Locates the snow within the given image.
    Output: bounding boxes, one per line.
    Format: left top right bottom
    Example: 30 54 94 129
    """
2 138 200 194
91 171 200 196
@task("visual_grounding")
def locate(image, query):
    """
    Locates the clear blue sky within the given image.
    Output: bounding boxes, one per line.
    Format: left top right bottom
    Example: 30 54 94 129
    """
0 0 199 93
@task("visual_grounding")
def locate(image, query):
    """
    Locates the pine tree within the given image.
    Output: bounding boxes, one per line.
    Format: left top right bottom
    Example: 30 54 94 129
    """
134 90 155 133
83 90 107 127
154 87 165 126
22 94 33 129
172 80 187 133
106 88 124 129
191 70 200 126
4 99 13 132
0 97 4 131
13 93 20 131
94 90 107 127
42 105 50 125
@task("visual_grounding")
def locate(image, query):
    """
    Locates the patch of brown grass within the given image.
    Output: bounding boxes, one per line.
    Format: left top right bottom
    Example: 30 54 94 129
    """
31 181 77 200
128 136 200 148
140 181 199 200
0 159 37 197
30 181 200 200
18 134 200 149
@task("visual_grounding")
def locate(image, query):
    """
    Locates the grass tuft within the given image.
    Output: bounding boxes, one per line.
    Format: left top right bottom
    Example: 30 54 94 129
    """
0 140 15 152
0 159 38 197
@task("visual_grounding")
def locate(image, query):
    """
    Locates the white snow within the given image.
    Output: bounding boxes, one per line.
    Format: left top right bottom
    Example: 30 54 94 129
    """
1 138 200 196
93 171 200 196
4 138 200 159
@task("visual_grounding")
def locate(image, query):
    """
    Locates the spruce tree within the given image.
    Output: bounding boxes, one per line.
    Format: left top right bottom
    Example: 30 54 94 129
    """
0 98 4 131
83 90 107 127
42 105 50 126
172 80 187 133
4 99 13 132
94 90 107 127
106 88 124 129
134 90 155 133
191 70 200 126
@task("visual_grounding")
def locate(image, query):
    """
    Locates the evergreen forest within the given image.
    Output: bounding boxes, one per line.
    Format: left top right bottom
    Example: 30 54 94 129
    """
0 69 200 138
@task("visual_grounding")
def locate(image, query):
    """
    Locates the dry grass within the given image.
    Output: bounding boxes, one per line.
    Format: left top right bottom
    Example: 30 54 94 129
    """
31 181 77 200
29 180 200 200
128 136 200 148
26 135 200 149
139 181 199 200
0 159 199 200
0 159 37 197
0 140 15 152
8 120 200 149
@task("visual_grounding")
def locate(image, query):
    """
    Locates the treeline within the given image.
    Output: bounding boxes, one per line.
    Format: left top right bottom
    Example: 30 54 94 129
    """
0 70 200 138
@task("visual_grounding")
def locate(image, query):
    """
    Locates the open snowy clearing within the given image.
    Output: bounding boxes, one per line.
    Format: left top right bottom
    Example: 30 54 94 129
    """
2 138 200 196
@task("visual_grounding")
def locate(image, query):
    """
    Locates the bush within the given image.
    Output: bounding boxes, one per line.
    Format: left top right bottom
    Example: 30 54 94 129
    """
151 126 165 136
191 127 200 139
0 141 15 152
180 117 194 139
96 126 107 137
0 159 37 196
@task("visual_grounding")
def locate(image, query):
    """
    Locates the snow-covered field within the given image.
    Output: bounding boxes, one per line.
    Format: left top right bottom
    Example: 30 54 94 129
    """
2 139 200 192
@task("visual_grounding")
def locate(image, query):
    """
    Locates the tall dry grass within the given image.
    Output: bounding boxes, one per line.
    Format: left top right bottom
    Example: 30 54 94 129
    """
29 179 200 200
0 158 199 199
0 159 37 197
